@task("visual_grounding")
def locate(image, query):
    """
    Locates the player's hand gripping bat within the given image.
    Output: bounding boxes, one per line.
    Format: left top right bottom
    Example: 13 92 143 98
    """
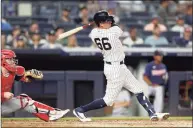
57 22 94 40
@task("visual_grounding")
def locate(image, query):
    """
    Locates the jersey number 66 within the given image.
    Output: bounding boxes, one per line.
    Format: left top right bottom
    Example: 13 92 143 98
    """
94 38 112 50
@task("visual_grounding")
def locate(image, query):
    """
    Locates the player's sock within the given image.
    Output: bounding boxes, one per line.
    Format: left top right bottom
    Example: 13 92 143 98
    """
135 92 156 116
78 98 107 112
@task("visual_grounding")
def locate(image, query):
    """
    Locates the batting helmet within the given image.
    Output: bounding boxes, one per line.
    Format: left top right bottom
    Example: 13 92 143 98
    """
1 49 18 72
93 10 115 27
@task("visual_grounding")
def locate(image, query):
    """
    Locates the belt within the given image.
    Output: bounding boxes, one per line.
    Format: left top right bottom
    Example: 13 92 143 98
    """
105 61 124 65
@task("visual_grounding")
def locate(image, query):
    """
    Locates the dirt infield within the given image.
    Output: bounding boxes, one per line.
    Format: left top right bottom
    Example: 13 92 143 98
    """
2 117 192 127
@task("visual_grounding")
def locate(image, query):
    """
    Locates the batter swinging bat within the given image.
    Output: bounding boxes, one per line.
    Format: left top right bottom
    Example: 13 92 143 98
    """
57 22 94 40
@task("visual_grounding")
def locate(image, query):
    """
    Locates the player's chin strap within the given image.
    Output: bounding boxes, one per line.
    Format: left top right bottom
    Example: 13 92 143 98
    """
135 92 156 116
17 94 55 122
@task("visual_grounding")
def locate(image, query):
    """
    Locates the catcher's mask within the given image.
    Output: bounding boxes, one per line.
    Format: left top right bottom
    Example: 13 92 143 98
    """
1 49 18 72
93 10 115 27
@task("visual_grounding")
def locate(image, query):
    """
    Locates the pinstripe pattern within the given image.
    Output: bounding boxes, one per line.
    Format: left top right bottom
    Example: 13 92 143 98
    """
90 26 143 106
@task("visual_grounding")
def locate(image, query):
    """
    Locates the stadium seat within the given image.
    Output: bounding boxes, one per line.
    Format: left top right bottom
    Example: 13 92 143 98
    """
162 31 180 43
132 44 152 47
127 23 144 30
155 44 177 48
120 17 137 24
39 23 54 33
130 12 150 17
141 31 152 39
57 23 76 31
77 37 92 47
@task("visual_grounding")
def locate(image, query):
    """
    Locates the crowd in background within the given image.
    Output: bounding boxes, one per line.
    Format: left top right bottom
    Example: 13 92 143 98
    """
1 0 192 50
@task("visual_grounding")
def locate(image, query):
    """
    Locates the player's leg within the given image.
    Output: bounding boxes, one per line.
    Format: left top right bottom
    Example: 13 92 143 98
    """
122 65 158 121
154 86 164 113
123 65 170 120
2 94 69 121
153 86 169 120
73 64 124 122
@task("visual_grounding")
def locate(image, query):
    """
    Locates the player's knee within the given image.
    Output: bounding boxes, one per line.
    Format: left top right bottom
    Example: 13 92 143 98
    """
18 93 34 108
103 97 115 106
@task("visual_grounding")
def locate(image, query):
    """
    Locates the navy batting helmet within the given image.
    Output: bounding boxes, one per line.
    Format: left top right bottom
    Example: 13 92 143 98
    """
93 10 115 27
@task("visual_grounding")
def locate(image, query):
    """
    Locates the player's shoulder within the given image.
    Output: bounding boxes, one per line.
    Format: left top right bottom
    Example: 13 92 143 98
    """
161 63 167 67
146 61 154 67
109 25 121 31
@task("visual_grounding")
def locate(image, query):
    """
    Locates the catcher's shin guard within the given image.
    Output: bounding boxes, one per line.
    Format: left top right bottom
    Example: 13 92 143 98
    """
32 101 55 122
18 94 55 122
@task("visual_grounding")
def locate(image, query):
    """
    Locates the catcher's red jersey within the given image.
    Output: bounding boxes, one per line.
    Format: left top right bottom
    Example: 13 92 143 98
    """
1 66 26 102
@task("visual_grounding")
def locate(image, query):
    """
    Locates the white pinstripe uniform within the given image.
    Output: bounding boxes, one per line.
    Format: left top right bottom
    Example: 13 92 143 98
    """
89 26 143 106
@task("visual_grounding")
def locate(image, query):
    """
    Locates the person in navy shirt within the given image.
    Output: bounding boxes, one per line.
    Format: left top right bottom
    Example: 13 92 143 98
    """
173 27 192 47
143 50 168 113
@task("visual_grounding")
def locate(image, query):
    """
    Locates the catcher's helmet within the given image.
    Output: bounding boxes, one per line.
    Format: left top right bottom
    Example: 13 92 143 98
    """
93 10 115 27
1 49 18 72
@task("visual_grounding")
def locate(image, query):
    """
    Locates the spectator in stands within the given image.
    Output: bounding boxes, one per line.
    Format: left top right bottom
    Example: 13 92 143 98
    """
144 0 157 15
123 27 143 47
14 35 28 49
144 25 168 47
55 27 78 48
1 18 12 31
157 0 169 24
167 0 178 16
171 15 190 33
184 5 192 26
107 8 119 23
112 88 132 117
57 8 72 24
144 15 167 32
1 33 11 49
29 31 45 49
6 25 21 46
74 6 92 25
87 0 99 17
173 27 192 47
116 1 145 12
143 50 168 113
119 24 130 42
40 30 63 49
29 22 39 36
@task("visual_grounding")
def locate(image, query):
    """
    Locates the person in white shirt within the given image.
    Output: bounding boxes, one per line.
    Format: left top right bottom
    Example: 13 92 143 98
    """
123 27 143 47
41 30 63 49
171 15 190 33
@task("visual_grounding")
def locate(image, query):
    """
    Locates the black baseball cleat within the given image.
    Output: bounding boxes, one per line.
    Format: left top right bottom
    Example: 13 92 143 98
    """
73 107 92 122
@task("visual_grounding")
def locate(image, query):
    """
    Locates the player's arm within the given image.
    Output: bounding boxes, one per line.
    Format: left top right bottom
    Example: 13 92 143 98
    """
15 66 43 82
1 92 14 100
143 64 153 86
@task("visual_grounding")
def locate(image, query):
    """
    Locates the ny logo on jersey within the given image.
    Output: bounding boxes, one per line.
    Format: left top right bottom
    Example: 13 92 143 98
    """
94 38 112 50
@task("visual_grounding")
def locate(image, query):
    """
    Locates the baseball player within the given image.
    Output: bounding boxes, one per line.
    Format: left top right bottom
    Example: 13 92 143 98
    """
143 50 168 113
73 10 170 122
1 49 69 121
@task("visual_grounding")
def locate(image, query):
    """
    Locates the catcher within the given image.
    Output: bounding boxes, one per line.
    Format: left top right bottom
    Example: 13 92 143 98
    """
1 49 69 121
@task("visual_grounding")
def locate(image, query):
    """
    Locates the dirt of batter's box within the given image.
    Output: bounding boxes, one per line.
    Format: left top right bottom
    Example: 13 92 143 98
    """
2 120 192 127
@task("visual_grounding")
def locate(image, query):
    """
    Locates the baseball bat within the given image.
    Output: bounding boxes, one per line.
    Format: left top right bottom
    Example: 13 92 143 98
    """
57 22 94 40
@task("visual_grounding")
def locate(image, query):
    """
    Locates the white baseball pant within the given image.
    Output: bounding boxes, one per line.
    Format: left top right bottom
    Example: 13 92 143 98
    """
103 62 143 106
147 86 164 113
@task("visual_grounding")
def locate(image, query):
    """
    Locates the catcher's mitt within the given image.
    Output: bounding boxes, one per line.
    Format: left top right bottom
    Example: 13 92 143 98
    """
24 69 43 82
